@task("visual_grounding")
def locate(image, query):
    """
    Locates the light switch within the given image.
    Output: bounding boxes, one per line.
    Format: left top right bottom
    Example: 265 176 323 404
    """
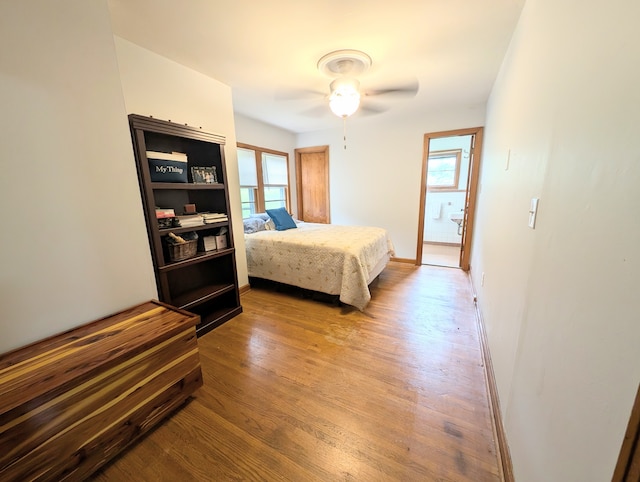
528 198 539 229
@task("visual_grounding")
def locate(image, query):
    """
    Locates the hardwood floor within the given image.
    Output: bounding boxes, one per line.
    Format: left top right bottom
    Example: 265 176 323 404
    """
91 262 501 481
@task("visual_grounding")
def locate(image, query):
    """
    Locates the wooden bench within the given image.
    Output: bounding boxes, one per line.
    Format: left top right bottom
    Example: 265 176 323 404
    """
0 300 203 481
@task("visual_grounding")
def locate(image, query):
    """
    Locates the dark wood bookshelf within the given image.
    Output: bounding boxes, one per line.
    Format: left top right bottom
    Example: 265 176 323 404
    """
128 114 242 335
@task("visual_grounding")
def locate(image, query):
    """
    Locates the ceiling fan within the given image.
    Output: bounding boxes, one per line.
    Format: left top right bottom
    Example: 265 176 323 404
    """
278 49 419 119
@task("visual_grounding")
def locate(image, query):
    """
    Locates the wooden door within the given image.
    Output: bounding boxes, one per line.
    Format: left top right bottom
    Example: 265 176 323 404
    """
613 383 640 481
295 145 330 223
459 128 483 271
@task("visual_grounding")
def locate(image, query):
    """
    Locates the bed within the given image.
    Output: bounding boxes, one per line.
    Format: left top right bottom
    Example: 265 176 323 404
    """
243 212 395 310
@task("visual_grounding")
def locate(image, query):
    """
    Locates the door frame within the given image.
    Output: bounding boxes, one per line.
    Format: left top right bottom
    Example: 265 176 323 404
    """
416 127 483 271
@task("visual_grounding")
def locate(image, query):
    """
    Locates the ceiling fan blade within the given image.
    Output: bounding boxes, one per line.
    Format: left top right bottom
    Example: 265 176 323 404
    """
275 87 326 101
299 105 329 118
359 103 389 115
364 80 419 98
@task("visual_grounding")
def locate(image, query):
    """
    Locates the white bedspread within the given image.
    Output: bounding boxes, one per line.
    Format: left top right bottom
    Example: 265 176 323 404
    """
245 223 395 310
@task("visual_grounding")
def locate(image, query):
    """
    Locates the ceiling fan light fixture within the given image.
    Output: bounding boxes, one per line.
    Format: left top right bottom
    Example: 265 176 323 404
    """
329 78 361 118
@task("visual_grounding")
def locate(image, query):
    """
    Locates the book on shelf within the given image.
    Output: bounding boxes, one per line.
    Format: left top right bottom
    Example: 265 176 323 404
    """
145 151 188 162
202 212 228 223
176 214 204 227
155 208 176 219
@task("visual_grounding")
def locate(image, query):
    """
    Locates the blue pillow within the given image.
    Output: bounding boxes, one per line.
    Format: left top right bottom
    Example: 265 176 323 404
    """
266 207 297 231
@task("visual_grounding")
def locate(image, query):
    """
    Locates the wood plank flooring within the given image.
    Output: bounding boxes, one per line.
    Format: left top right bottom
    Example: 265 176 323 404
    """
91 262 500 481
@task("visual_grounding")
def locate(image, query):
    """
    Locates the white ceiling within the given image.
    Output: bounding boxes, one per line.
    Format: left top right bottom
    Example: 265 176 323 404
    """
107 0 525 134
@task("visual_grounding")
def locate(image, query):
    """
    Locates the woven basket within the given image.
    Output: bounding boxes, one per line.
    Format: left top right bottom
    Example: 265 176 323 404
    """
167 239 197 262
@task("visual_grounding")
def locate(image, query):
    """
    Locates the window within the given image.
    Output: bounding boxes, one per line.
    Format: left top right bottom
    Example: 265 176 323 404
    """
427 149 462 191
237 144 290 218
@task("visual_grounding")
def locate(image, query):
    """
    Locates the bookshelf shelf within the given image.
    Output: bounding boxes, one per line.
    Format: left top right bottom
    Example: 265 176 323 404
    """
158 248 235 272
158 222 229 236
151 182 225 190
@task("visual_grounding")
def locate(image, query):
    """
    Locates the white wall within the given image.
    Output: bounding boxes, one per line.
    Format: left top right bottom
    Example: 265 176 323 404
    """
424 191 466 243
472 0 640 480
0 0 156 353
233 114 298 215
114 37 249 288
297 107 485 259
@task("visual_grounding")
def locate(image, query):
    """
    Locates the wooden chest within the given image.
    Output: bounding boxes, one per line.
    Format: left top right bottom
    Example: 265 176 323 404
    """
0 300 203 481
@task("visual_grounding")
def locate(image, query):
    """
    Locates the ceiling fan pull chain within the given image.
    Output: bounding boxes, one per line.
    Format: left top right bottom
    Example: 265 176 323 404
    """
343 116 347 149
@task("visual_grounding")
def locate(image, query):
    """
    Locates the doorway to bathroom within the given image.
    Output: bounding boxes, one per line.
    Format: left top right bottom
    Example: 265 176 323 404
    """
416 127 483 270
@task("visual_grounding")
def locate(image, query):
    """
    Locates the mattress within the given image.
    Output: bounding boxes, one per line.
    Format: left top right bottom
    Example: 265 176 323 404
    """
244 222 395 310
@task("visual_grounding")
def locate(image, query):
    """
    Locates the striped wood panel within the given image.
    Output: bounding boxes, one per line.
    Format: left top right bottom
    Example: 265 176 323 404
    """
0 300 203 481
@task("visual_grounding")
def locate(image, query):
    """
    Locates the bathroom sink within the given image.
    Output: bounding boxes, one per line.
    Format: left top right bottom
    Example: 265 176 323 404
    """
449 212 464 225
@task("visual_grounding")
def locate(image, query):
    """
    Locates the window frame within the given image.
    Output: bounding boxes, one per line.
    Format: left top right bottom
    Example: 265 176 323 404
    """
426 149 462 191
237 143 291 217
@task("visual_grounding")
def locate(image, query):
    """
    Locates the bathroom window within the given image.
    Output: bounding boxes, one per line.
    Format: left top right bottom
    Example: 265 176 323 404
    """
427 149 461 191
